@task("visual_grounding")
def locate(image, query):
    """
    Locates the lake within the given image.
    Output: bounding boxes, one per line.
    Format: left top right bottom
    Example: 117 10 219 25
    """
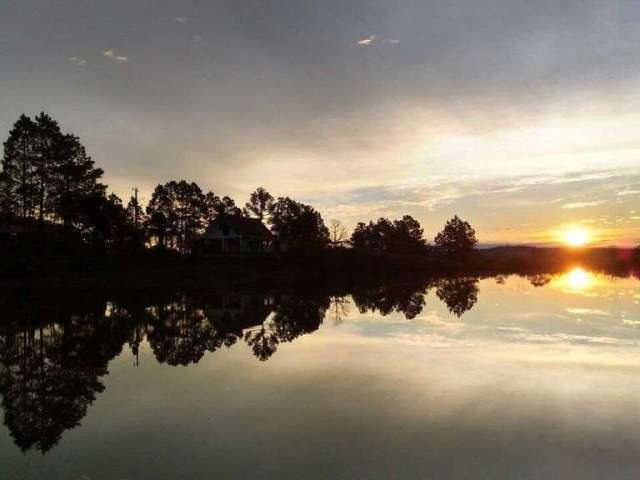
2 267 640 479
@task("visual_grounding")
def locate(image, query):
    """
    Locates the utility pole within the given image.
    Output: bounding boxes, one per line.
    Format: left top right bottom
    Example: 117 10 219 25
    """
132 187 139 230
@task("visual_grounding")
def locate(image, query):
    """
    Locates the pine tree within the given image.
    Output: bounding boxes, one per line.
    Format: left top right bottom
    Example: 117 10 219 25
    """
0 113 105 227
244 187 273 221
1 114 37 219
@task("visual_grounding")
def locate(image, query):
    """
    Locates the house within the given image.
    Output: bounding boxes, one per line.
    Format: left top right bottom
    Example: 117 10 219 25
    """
200 215 273 254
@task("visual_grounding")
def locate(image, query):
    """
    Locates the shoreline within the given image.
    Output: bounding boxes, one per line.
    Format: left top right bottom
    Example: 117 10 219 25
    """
1 246 638 290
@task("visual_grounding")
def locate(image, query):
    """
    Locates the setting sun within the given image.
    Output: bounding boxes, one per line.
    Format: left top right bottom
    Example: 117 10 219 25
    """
564 228 589 247
564 267 592 290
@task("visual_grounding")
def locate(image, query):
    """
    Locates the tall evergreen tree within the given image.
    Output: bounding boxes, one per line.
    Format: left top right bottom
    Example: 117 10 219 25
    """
1 114 36 219
244 187 274 221
0 113 105 227
126 195 147 231
51 131 105 227
434 215 478 255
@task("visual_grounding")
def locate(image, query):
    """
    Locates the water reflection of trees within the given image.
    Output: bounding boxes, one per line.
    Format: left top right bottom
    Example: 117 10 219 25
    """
352 283 428 319
245 295 330 361
527 274 552 288
0 295 130 453
350 277 480 320
435 277 479 317
146 298 213 366
0 277 483 454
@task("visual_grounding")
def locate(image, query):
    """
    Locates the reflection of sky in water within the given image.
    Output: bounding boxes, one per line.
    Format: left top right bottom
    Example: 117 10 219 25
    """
3 270 640 479
341 269 640 357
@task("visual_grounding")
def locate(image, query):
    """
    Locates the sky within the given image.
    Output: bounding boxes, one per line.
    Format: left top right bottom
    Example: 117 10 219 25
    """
1 0 640 245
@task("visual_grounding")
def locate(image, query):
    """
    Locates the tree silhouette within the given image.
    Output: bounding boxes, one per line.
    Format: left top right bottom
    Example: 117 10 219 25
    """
244 187 274 221
388 215 426 254
0 113 105 226
126 195 147 230
49 124 105 228
201 192 243 224
0 169 13 220
1 114 37 219
434 216 478 255
213 195 242 217
148 210 170 248
350 221 381 251
202 191 219 224
329 219 348 246
146 180 206 252
350 216 426 254
269 197 330 251
77 192 131 251
126 195 148 249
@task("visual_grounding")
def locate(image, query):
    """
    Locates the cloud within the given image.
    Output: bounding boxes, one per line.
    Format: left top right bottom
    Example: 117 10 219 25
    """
175 16 189 23
68 56 86 66
561 200 607 209
566 308 611 316
356 35 376 46
356 35 399 47
103 49 128 62
617 188 640 196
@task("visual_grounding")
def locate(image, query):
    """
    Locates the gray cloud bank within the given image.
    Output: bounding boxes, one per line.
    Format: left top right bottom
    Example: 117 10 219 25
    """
1 1 639 242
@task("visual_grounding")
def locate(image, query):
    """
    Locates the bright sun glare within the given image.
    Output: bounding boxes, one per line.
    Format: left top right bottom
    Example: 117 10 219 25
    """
564 228 589 247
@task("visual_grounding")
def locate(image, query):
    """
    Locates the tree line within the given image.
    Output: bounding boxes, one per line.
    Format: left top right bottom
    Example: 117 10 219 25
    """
0 113 477 255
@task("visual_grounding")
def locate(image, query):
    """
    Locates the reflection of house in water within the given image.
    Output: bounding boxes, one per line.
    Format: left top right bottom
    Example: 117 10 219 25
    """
204 293 275 332
200 215 273 254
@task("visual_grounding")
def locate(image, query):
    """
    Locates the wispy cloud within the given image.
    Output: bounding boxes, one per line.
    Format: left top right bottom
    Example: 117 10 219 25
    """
68 56 86 67
356 35 376 46
617 188 640 196
356 35 399 47
103 49 128 62
175 16 189 23
566 308 611 316
561 200 607 209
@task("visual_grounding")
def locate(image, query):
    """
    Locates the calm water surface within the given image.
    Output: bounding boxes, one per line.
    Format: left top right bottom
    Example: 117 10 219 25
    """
3 268 640 479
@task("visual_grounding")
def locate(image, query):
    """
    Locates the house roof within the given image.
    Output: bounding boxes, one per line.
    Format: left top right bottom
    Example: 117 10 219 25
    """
204 215 273 239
